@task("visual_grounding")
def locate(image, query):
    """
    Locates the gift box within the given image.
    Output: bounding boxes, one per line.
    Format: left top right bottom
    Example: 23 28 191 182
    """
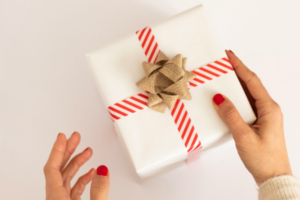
86 4 256 179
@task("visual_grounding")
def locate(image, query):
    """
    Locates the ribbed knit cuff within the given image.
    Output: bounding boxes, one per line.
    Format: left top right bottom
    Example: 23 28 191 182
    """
259 175 300 200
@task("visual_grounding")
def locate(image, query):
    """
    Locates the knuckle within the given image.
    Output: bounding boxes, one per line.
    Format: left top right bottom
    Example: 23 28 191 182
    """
64 161 80 176
70 193 77 199
79 180 86 188
246 71 260 84
63 176 73 186
272 101 281 112
72 162 81 171
71 190 83 199
77 176 86 187
70 156 84 168
63 173 75 182
91 178 109 192
43 165 50 175
236 130 254 144
223 107 239 123
272 101 283 119
91 183 109 193
62 163 80 181
66 145 77 155
43 166 47 175
65 148 73 155
250 71 257 79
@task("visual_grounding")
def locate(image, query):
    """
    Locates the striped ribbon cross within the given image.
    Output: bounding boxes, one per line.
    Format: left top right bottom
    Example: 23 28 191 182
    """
108 27 233 153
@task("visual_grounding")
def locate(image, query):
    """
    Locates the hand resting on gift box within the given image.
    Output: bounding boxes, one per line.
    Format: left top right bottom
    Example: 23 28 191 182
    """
213 50 292 185
43 50 294 200
44 132 110 200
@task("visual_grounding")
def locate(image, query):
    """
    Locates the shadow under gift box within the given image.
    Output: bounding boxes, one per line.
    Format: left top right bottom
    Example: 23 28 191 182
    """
86 4 256 180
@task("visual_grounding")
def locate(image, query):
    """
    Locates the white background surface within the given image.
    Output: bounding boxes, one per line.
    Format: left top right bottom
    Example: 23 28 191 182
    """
0 0 299 199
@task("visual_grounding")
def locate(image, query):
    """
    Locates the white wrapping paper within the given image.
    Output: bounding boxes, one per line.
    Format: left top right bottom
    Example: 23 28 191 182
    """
86 5 256 179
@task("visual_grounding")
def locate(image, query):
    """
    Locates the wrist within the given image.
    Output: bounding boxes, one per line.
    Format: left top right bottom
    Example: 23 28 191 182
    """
255 172 293 186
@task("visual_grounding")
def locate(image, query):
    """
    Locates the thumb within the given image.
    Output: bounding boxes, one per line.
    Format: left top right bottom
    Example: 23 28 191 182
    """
90 165 110 200
212 94 253 142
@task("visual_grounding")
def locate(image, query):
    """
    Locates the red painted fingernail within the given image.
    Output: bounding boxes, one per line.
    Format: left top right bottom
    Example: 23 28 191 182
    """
229 50 235 55
213 94 225 105
97 165 108 176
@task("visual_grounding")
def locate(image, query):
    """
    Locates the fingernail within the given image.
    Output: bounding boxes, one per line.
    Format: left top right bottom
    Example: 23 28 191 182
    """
72 131 78 135
84 147 89 151
97 165 108 176
229 50 235 55
213 94 225 105
57 133 60 138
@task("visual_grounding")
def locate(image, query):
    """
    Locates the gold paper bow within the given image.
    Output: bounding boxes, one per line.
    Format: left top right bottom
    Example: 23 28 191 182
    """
136 51 196 113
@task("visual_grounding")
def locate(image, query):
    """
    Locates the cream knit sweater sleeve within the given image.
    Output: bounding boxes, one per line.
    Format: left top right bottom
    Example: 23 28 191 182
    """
259 175 300 200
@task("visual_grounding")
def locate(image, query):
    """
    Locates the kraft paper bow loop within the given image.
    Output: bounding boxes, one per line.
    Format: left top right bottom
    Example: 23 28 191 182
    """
136 51 196 113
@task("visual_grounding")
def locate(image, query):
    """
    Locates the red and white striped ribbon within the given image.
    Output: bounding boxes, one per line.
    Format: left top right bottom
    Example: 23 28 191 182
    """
171 99 202 152
135 27 160 64
108 92 149 122
189 58 233 87
108 27 234 153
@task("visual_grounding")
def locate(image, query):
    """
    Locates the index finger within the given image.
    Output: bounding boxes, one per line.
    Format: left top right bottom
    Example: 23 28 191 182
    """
226 50 273 105
44 133 67 188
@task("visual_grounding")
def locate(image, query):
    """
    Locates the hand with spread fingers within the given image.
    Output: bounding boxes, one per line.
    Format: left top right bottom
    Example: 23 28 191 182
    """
43 132 110 200
212 50 292 185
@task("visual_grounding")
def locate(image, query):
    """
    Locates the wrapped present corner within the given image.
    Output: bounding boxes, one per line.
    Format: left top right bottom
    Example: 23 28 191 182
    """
86 4 256 179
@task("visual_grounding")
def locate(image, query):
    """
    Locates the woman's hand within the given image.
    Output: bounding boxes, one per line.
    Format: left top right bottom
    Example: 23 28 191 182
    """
43 132 110 200
212 50 292 185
